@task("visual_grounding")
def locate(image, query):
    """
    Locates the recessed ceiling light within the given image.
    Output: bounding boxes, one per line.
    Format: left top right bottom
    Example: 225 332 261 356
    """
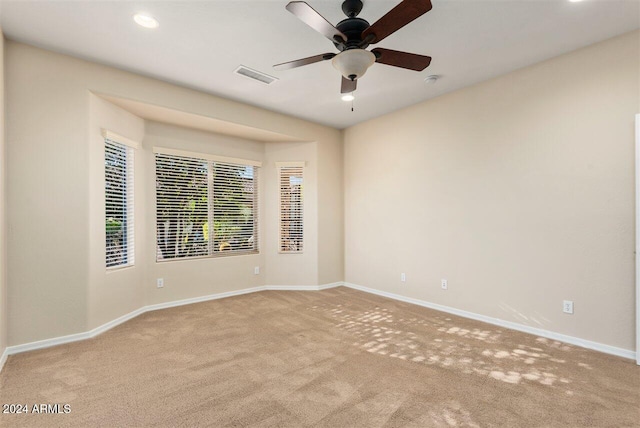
133 13 159 29
342 94 355 102
568 0 584 2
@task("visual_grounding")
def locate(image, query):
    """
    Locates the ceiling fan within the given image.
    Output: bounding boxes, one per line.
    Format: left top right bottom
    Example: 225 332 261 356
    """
274 0 433 94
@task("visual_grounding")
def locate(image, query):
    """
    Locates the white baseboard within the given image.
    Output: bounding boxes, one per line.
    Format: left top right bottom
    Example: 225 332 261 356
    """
87 307 147 338
145 286 266 313
5 281 632 364
317 282 343 290
6 330 92 355
3 283 344 360
0 347 8 372
343 282 635 360
265 282 342 291
266 285 321 291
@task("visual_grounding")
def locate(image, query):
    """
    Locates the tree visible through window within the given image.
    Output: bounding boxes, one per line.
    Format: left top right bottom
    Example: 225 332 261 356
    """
155 152 259 261
105 138 134 268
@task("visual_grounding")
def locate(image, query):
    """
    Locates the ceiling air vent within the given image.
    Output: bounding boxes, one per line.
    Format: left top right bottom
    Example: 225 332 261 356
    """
234 65 278 85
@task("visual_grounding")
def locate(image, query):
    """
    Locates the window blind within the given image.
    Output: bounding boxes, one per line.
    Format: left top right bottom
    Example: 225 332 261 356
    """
155 152 259 261
278 163 304 253
105 138 134 268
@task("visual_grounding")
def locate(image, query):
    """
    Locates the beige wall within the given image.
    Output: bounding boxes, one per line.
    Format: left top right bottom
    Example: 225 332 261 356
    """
0 28 6 358
317 137 344 285
5 41 343 346
88 95 145 329
264 141 318 285
344 30 639 351
7 43 90 345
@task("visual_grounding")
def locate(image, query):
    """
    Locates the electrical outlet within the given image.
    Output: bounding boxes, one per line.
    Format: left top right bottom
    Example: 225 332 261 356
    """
563 300 574 314
157 278 164 288
254 266 260 275
441 279 448 290
400 273 406 282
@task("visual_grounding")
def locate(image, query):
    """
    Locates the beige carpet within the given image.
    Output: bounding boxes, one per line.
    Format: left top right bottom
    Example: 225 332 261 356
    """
0 287 638 427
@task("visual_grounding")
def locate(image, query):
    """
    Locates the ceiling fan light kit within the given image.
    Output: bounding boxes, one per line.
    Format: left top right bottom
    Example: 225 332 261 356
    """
332 49 376 80
274 0 433 94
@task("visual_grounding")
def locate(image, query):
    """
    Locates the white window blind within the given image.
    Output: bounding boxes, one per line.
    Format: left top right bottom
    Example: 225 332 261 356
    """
155 151 259 261
105 138 134 268
278 163 304 253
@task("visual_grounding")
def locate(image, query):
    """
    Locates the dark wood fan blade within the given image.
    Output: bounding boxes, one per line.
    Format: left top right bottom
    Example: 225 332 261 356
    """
274 53 336 71
286 1 347 43
341 76 357 94
372 48 431 71
362 0 432 44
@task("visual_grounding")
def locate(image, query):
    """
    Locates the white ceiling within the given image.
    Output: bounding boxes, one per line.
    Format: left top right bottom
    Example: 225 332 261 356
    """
1 0 638 129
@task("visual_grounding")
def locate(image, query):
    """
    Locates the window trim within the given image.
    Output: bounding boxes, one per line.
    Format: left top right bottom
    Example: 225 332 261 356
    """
104 133 136 270
102 129 140 150
154 148 261 262
277 161 305 254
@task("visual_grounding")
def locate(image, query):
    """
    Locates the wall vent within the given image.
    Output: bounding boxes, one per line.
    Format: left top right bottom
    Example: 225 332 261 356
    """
234 65 278 85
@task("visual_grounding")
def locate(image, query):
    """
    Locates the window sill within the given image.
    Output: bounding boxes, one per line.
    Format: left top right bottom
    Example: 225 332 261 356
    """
156 250 260 264
106 263 135 272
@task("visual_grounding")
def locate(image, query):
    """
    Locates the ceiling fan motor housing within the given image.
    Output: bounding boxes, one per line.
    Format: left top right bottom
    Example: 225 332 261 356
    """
334 17 370 50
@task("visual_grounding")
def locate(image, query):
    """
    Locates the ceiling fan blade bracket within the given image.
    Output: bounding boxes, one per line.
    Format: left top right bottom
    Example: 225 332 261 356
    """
333 35 347 49
357 34 376 49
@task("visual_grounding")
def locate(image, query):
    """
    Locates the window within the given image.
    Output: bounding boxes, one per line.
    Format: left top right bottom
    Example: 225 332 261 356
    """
155 149 260 261
278 162 304 253
105 136 135 268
